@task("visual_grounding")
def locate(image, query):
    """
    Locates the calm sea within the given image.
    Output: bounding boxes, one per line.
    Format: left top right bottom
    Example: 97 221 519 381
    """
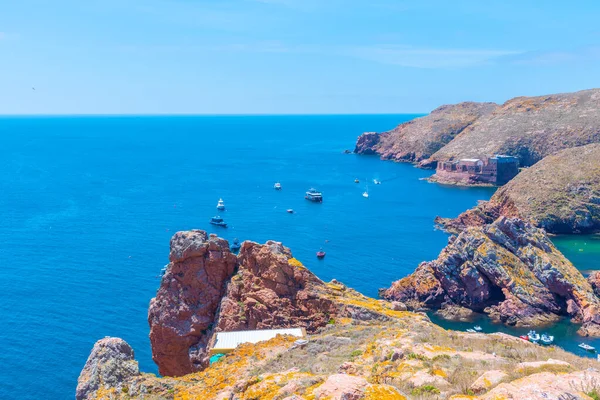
0 115 594 399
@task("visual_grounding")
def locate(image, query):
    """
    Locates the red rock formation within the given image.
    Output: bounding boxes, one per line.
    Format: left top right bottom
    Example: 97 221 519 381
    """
216 240 337 333
149 234 346 377
148 230 237 377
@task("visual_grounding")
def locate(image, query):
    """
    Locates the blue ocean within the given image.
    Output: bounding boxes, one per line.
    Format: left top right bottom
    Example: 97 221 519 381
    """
0 115 593 399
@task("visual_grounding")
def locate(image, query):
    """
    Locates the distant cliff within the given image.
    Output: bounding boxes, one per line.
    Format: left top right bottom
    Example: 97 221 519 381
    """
430 89 600 167
356 89 600 172
354 102 498 164
78 232 600 400
438 143 600 234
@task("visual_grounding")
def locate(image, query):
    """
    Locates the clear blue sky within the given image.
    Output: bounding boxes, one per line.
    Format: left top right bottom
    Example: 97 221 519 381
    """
1 0 599 114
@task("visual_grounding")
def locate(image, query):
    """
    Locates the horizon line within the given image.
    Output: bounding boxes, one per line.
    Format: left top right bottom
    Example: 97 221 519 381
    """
0 112 428 117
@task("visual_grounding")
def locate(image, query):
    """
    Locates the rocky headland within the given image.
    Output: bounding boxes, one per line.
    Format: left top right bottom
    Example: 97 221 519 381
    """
78 231 600 399
356 88 600 175
354 102 497 164
382 217 600 335
437 143 600 234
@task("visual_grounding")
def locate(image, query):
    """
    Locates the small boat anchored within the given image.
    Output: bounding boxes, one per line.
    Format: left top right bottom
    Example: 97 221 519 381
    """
274 182 282 190
579 343 596 352
527 330 540 343
540 333 554 345
286 209 294 214
466 329 476 333
316 248 326 259
519 335 529 341
473 325 482 332
305 188 323 202
373 179 381 185
230 238 241 253
354 178 360 183
216 198 225 210
210 216 227 228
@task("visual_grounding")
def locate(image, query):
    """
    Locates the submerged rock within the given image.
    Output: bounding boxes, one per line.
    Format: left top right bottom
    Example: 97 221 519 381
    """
76 337 139 400
382 217 600 332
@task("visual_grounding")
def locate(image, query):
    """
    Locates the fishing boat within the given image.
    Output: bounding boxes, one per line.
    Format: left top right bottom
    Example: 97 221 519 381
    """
466 329 476 333
274 182 282 190
305 188 323 202
286 209 294 213
373 179 381 185
527 330 540 343
519 335 529 341
540 333 554 345
216 198 225 210
230 238 241 253
209 216 227 228
579 343 596 352
473 325 482 332
316 248 326 259
354 178 359 183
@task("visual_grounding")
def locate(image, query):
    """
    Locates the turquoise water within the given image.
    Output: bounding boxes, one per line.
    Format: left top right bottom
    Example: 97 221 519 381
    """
432 234 600 358
0 114 548 399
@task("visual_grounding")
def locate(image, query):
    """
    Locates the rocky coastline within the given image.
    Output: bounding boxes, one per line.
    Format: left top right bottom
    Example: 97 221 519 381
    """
78 232 600 399
355 88 600 184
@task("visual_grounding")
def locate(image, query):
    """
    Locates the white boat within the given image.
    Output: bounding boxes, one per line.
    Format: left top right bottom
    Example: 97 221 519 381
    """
216 198 225 210
274 182 282 190
373 179 381 185
362 185 369 198
579 343 596 352
540 334 554 345
527 330 540 343
466 329 476 333
473 325 482 332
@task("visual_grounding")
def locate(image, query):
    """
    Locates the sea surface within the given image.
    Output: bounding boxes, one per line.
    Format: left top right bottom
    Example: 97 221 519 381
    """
0 115 596 399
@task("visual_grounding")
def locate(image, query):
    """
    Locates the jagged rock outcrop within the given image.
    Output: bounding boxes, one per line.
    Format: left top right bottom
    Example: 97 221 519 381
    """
148 230 237 376
76 337 140 400
437 143 600 234
216 240 338 332
429 88 600 167
149 231 406 377
354 102 497 163
382 217 600 333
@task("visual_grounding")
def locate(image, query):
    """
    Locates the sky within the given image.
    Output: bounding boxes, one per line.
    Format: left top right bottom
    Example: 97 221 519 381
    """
1 0 599 114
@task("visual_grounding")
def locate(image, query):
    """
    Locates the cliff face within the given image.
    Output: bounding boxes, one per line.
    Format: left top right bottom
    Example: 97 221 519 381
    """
148 231 237 376
430 89 600 167
354 102 497 163
383 217 600 334
216 240 338 333
148 232 406 378
438 143 600 234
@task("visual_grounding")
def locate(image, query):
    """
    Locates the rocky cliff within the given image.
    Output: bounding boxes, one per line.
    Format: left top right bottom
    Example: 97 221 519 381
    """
428 88 600 167
354 102 497 163
78 233 600 399
383 217 600 335
438 143 600 234
148 231 237 376
148 231 411 378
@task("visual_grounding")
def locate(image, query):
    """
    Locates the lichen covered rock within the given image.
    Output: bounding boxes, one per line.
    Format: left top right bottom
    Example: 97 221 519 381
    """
383 217 600 331
76 337 139 400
